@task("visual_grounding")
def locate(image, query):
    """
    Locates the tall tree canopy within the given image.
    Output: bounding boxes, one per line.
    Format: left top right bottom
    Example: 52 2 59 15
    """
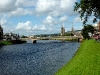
74 0 100 24
82 24 94 39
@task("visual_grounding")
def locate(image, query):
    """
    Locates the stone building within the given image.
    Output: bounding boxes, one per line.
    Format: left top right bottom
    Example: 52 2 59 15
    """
93 21 100 33
0 25 3 40
3 32 20 41
98 21 100 32
60 24 65 36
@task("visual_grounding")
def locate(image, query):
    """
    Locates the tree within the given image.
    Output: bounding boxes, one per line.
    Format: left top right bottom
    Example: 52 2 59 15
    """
74 0 100 24
82 24 94 39
21 35 27 38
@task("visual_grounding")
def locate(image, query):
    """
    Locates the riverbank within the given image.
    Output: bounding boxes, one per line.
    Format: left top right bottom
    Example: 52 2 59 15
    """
0 41 12 46
55 40 100 75
0 40 26 46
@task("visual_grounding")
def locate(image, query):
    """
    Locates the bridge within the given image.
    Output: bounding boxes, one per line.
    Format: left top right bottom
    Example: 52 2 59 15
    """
20 36 83 42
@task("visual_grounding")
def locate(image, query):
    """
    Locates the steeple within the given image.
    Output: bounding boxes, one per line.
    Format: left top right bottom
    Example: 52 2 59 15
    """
71 23 74 34
61 23 65 36
0 20 1 27
0 20 3 40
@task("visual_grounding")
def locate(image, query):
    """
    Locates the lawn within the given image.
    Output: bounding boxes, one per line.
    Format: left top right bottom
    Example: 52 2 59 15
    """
55 40 100 75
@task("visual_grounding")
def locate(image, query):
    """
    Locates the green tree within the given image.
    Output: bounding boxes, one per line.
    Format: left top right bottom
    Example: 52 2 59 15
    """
21 35 27 38
82 24 94 39
74 0 100 24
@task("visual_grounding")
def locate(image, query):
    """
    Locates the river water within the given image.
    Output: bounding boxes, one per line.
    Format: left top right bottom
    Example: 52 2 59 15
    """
0 40 80 75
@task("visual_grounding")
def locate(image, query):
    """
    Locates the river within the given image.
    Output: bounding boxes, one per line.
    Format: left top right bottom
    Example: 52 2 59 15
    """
0 40 80 75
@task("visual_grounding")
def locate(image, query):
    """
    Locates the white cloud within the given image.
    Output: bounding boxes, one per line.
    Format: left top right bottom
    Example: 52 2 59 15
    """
0 18 7 25
60 0 76 10
0 0 77 16
0 0 16 12
35 0 59 13
32 25 47 31
43 15 57 26
49 11 62 17
35 0 77 16
60 16 68 22
73 16 83 23
0 0 77 17
16 21 32 30
16 21 47 31
73 16 95 24
60 0 78 16
61 0 71 10
9 8 34 16
15 0 36 7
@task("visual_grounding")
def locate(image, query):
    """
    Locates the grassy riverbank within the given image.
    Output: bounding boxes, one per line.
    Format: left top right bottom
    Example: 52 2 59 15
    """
0 41 12 46
55 40 100 75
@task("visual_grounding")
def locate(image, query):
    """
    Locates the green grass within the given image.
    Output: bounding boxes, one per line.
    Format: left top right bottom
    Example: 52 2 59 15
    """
0 41 12 46
55 40 100 75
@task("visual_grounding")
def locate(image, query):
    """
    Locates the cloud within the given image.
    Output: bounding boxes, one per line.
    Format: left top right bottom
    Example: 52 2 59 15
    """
0 18 7 25
14 21 49 35
14 20 60 35
32 25 47 31
60 16 68 23
49 11 62 17
43 15 57 26
16 21 47 31
9 8 34 16
35 0 59 14
73 16 96 24
16 21 32 30
15 0 36 7
73 16 83 23
0 0 77 17
0 0 16 12
35 0 77 16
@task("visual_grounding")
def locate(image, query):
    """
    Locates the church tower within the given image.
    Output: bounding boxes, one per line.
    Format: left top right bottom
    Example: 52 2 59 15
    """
0 21 3 40
60 24 65 36
71 23 74 34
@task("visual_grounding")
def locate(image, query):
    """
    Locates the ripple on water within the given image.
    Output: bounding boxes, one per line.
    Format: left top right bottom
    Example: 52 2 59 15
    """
0 41 80 75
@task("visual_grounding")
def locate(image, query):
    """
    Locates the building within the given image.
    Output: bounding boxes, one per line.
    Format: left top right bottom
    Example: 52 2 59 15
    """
28 35 35 39
74 30 82 36
98 21 100 32
93 21 100 32
0 25 3 40
3 32 20 41
60 24 65 36
93 21 100 31
71 24 74 34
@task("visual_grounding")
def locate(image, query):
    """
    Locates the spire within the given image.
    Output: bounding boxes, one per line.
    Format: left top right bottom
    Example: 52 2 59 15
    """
61 23 65 36
0 20 1 28
71 23 74 34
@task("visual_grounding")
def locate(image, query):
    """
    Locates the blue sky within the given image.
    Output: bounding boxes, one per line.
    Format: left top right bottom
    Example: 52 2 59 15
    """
0 0 96 36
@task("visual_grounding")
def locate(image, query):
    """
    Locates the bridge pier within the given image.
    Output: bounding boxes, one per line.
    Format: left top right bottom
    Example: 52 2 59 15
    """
33 40 37 43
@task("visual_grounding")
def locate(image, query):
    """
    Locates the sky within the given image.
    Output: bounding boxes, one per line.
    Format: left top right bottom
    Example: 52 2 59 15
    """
0 0 96 36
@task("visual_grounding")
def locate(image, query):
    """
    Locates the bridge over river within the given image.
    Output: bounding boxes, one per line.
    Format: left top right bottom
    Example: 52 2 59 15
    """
20 36 83 42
